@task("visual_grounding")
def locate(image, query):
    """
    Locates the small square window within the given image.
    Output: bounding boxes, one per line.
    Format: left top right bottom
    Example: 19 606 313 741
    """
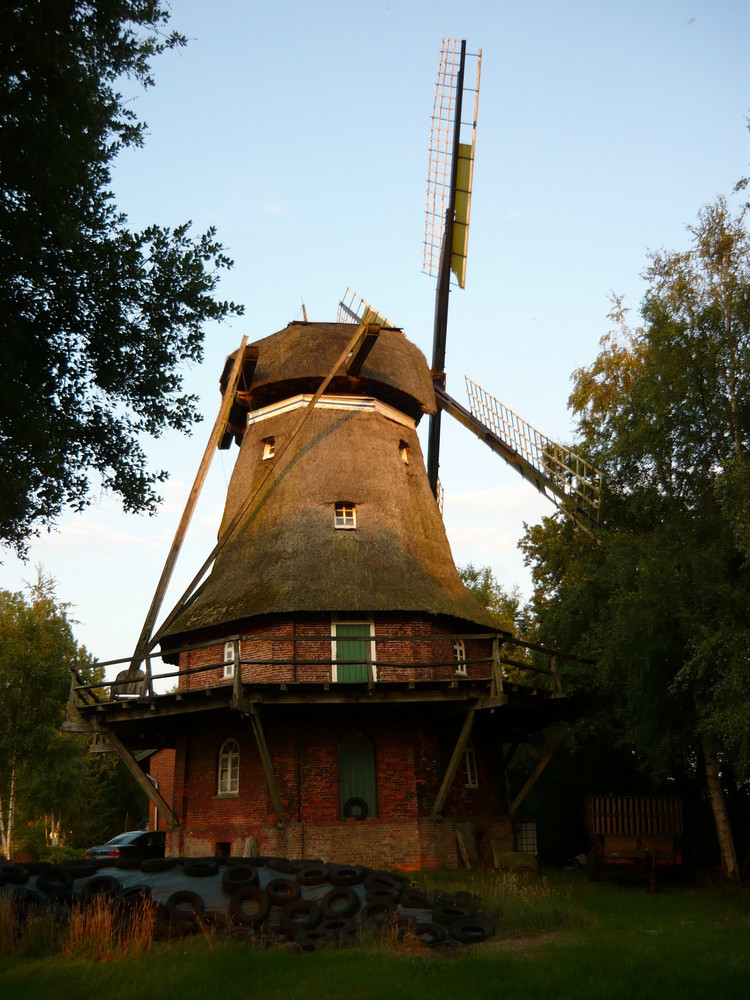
334 502 356 529
262 438 275 460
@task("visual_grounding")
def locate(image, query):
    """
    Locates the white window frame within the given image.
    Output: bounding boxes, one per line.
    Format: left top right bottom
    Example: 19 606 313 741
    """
262 437 275 460
331 617 377 683
399 440 410 465
334 502 357 529
223 640 237 680
217 738 240 796
454 638 467 676
464 740 478 788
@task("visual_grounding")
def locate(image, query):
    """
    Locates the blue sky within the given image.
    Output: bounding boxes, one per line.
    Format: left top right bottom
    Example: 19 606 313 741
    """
4 0 749 662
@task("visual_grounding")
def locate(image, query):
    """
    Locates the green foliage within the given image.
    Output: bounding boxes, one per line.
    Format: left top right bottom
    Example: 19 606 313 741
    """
0 572 142 858
458 563 530 635
522 198 750 872
0 1 243 555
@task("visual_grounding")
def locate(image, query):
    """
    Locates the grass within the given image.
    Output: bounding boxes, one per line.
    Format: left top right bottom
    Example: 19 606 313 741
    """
0 870 748 1000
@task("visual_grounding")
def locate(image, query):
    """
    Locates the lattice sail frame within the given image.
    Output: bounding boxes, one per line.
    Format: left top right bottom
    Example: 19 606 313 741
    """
337 287 395 328
465 377 603 524
423 40 481 288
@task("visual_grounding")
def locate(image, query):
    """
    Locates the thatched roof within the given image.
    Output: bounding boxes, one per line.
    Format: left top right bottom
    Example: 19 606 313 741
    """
163 402 501 643
221 322 436 422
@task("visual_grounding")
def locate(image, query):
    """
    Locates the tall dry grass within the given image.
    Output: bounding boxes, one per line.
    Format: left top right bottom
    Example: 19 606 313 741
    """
0 890 156 961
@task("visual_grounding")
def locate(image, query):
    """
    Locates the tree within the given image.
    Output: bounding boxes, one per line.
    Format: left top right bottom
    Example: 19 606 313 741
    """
0 1 243 556
459 563 529 635
522 198 750 880
0 573 94 858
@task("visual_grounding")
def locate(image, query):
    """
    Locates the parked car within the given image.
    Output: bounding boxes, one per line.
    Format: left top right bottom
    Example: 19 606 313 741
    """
85 830 166 860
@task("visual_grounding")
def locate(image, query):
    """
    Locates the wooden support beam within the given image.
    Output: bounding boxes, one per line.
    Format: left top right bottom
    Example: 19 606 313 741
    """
345 324 379 376
431 709 475 819
509 728 566 817
129 335 249 673
249 707 286 825
151 321 373 649
106 731 180 830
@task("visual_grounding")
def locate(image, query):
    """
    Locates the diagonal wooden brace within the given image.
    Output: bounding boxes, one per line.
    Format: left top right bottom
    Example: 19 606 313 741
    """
431 708 475 819
249 706 286 825
106 731 179 831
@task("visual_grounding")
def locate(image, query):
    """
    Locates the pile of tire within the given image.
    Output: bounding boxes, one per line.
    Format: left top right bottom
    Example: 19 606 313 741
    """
0 857 495 951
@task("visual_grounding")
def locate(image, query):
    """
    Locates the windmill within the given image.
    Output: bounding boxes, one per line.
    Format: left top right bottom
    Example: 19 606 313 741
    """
342 39 603 534
64 39 591 872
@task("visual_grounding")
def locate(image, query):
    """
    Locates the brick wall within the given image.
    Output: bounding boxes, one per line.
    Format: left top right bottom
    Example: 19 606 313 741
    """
174 613 498 690
156 705 510 869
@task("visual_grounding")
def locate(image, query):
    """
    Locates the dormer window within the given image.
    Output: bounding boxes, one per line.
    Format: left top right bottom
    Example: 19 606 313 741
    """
262 437 275 460
334 502 356 529
399 441 410 464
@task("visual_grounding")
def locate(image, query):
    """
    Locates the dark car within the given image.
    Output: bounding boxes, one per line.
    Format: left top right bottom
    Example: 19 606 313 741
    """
85 830 166 860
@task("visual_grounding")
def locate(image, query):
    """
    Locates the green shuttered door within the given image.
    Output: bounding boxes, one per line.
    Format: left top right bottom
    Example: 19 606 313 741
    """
335 623 370 682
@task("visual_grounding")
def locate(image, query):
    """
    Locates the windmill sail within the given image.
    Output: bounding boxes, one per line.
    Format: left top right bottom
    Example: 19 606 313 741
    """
423 40 481 289
425 39 482 498
437 378 603 529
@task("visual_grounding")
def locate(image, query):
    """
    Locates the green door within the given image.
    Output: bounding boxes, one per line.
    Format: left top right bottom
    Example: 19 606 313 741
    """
335 623 370 682
339 732 377 819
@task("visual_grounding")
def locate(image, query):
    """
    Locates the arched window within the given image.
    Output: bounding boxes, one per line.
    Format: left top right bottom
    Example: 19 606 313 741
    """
454 638 467 676
223 640 236 680
217 738 239 795
338 732 377 820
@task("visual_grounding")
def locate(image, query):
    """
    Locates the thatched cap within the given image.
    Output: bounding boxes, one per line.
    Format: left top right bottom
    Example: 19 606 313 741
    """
163 406 501 643
221 322 436 422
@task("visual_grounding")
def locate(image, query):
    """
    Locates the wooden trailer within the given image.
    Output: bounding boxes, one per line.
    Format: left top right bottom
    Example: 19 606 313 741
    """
585 796 683 884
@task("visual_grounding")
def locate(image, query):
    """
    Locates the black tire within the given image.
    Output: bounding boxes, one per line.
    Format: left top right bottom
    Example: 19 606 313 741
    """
222 864 259 894
320 886 360 920
329 864 365 886
280 898 322 937
61 864 99 880
266 877 301 906
415 921 449 947
140 857 178 873
361 899 395 927
587 850 601 883
319 917 358 938
342 796 368 820
365 885 402 905
364 871 406 893
119 884 152 906
0 863 29 885
401 887 434 910
183 859 219 878
295 863 330 886
36 864 74 896
165 890 204 923
265 856 298 874
82 874 121 899
10 886 48 917
451 917 494 944
432 902 474 926
230 886 271 927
